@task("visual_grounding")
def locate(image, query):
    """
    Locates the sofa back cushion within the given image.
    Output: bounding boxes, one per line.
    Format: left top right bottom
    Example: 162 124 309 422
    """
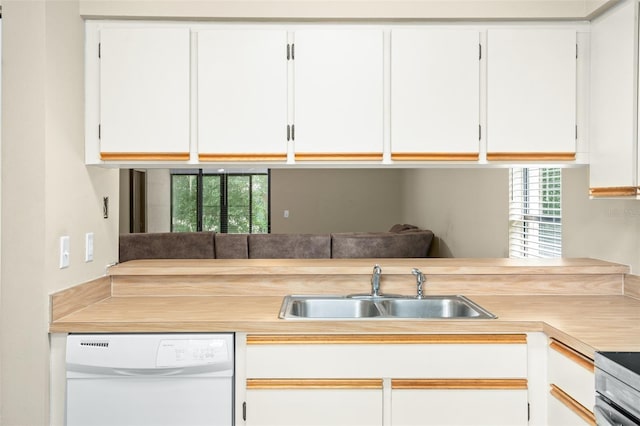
119 232 215 262
248 234 331 259
215 233 249 259
331 231 434 258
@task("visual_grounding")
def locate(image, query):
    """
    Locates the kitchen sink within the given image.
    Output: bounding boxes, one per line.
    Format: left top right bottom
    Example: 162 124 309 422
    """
279 295 496 320
285 297 382 319
377 296 495 319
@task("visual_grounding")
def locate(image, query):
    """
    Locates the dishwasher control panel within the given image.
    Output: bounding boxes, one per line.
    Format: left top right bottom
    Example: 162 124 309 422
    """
156 338 229 367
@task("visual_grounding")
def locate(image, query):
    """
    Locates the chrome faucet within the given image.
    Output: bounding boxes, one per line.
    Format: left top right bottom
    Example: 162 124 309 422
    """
412 268 425 299
370 264 382 297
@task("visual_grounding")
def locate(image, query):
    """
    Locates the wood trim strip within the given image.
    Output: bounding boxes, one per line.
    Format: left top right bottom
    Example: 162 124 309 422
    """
198 153 287 162
391 153 479 161
550 384 596 426
624 274 640 300
100 152 190 161
392 378 528 390
295 153 383 161
549 340 594 372
486 152 576 161
247 378 383 390
589 187 639 197
247 334 527 345
50 276 111 321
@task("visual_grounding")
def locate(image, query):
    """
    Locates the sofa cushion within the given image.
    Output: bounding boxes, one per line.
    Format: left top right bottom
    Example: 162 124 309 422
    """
388 223 420 233
119 232 215 262
215 233 249 259
249 234 331 259
331 231 434 258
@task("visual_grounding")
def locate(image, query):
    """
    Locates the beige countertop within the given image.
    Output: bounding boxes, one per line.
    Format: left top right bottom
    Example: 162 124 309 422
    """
50 258 640 357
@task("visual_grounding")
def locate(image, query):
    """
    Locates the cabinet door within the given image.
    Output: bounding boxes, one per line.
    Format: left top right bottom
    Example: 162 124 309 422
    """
589 0 639 197
246 380 382 426
487 29 576 161
293 29 384 161
547 340 595 425
391 386 528 426
99 27 190 161
391 29 480 161
197 30 288 162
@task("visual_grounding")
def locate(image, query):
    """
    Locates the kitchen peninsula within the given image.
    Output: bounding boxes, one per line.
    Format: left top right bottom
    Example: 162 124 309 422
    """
51 257 640 425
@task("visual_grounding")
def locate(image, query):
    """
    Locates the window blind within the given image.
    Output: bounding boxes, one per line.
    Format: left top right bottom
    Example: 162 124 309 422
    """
509 168 562 258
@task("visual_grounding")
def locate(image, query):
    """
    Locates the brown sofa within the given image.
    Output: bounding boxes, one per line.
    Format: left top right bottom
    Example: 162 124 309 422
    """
119 225 434 262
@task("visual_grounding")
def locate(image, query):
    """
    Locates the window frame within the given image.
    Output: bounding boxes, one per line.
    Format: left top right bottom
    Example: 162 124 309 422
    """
509 167 562 259
170 169 270 234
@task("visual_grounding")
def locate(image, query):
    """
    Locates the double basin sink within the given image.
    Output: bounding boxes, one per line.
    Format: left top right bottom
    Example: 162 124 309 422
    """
279 294 496 320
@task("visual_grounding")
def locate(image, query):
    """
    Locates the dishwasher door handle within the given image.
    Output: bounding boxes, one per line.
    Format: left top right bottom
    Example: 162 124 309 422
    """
112 367 187 376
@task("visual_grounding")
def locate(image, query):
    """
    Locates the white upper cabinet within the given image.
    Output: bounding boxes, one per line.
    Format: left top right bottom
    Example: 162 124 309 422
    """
197 29 288 162
391 29 480 161
293 29 384 161
589 0 639 197
486 29 577 161
99 27 190 161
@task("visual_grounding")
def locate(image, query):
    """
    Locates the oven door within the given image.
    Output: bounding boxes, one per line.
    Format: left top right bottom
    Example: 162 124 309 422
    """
595 395 640 426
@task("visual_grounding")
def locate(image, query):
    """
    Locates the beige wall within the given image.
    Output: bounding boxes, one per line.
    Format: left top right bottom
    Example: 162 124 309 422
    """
1 1 120 425
562 167 640 272
132 168 404 234
146 169 171 233
78 0 614 19
400 168 510 258
270 169 404 233
399 166 640 273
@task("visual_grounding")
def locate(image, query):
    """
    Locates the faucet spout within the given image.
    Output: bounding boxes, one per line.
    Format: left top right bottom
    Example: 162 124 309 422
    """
371 264 382 297
412 268 425 299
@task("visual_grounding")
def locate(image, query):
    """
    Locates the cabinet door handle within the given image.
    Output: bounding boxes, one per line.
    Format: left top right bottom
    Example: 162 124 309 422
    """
287 124 290 141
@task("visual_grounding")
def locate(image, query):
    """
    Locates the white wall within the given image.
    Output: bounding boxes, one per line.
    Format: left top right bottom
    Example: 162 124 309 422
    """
270 169 404 233
1 1 120 425
562 167 640 272
400 168 510 258
400 166 640 273
78 0 612 19
146 169 171 232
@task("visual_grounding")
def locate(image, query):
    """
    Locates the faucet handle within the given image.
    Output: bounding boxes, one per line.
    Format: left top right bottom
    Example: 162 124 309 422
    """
371 264 382 297
411 268 425 298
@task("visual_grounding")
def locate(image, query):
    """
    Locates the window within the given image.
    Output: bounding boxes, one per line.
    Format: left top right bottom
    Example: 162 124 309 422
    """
509 168 561 258
171 169 269 233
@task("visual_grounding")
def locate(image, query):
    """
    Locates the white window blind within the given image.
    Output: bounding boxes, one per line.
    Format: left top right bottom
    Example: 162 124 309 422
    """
509 168 562 258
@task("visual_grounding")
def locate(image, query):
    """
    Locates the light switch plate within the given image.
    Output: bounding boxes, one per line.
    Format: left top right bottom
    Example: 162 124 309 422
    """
59 236 70 269
85 232 94 262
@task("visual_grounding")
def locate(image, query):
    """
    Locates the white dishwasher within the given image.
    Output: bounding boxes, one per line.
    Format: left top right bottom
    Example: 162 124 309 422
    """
66 333 234 426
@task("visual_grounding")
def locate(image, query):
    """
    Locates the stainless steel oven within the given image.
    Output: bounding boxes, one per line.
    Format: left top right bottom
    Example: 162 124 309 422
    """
595 352 640 426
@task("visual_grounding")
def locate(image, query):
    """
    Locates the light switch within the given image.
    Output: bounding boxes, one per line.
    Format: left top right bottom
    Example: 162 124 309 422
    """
59 236 70 269
85 232 94 262
284 210 289 218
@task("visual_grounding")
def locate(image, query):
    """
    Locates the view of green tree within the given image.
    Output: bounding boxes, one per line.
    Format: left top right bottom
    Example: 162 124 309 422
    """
202 176 221 232
171 171 269 233
251 175 269 233
171 175 198 232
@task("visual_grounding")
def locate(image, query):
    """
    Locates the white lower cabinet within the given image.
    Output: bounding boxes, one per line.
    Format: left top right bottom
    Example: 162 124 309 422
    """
246 381 382 426
242 334 529 426
391 386 528 426
547 339 595 426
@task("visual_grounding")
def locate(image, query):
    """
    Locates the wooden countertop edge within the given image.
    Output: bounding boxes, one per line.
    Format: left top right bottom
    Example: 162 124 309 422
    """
47 315 597 357
625 274 640 300
49 317 545 334
106 258 630 276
